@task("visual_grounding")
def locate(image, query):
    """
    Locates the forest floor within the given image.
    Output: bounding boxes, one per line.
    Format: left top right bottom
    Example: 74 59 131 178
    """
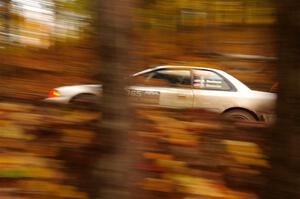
0 100 270 199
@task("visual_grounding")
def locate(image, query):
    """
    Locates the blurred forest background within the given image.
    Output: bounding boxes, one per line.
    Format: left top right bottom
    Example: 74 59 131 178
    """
3 1 300 199
0 0 277 100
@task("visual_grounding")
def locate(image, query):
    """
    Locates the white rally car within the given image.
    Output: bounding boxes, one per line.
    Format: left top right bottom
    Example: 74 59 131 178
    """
44 66 276 122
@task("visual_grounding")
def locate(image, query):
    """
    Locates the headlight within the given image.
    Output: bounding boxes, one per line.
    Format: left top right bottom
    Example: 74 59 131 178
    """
48 89 61 98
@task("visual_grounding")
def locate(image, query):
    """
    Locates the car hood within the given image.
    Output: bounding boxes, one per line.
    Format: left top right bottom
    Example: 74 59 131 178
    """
54 84 102 97
57 84 102 90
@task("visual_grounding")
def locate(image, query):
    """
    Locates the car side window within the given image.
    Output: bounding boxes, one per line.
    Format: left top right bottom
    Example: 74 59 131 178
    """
192 70 231 91
133 69 191 88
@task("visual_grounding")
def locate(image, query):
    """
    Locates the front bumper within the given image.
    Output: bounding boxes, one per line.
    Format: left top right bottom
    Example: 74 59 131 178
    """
43 97 71 104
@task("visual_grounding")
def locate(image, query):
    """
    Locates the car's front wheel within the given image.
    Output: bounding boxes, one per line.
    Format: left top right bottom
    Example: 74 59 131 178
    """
70 94 101 109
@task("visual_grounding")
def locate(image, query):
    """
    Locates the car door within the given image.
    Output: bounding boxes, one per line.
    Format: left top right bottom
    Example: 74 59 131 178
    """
192 69 237 113
128 69 194 108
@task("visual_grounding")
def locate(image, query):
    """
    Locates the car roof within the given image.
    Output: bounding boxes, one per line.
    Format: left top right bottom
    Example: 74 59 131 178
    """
132 65 251 92
133 65 224 76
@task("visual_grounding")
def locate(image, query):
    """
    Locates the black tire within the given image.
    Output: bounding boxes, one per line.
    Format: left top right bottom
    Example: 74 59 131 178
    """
222 109 257 121
70 94 100 109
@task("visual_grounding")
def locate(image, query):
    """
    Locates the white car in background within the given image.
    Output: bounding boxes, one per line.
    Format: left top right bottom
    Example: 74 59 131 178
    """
44 66 276 122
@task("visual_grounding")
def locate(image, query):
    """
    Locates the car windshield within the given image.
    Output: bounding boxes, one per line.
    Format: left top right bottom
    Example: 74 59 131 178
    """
129 69 191 88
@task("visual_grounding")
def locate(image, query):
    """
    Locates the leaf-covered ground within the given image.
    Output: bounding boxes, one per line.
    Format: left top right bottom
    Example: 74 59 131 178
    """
0 101 270 199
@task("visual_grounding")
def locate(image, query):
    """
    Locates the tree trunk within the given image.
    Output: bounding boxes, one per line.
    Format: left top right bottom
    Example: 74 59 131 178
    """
94 1 133 199
2 0 11 43
263 1 300 198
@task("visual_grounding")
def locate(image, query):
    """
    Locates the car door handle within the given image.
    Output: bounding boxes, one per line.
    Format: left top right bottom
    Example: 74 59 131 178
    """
177 95 187 98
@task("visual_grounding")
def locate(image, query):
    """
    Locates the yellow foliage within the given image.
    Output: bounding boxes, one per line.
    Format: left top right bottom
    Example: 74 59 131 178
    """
156 159 187 169
141 178 174 192
223 140 270 167
164 173 227 197
143 152 173 160
20 180 88 198
0 121 35 140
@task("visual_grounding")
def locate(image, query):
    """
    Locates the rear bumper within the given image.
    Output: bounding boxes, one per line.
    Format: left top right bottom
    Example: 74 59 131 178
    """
260 113 276 124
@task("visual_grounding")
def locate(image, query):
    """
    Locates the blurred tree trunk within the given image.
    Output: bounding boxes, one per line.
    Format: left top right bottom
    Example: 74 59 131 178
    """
2 0 11 42
263 1 300 198
0 0 11 97
52 0 59 48
93 0 133 199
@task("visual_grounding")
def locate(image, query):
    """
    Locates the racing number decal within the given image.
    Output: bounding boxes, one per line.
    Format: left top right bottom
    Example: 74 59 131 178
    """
127 89 160 105
127 89 143 97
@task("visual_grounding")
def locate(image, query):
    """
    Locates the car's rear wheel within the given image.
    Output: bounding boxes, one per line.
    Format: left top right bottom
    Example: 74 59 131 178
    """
70 94 100 109
222 109 257 121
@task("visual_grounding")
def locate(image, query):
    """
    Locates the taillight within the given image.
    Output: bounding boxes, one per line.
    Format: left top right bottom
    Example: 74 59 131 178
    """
48 90 61 98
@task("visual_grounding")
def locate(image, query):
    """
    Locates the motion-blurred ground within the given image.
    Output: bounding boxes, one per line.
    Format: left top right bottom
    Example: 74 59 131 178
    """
0 101 269 198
